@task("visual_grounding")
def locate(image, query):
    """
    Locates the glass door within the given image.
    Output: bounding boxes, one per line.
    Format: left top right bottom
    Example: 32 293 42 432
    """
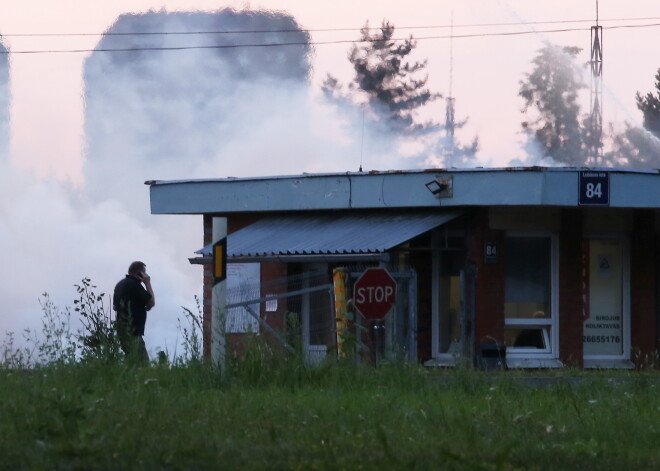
431 248 464 363
583 238 630 362
437 251 463 357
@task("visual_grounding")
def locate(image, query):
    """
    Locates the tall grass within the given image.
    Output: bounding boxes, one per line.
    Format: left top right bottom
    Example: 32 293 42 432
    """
2 355 659 470
0 281 659 470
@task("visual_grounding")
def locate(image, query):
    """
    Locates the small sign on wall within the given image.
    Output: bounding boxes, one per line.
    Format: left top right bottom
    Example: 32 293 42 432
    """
579 171 609 206
213 237 227 285
484 241 498 264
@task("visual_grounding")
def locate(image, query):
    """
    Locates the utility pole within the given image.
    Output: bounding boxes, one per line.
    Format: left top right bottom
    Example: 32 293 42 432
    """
443 11 457 165
588 0 604 165
446 13 455 138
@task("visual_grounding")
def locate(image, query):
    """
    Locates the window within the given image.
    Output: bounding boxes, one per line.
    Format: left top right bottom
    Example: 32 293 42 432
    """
504 234 558 361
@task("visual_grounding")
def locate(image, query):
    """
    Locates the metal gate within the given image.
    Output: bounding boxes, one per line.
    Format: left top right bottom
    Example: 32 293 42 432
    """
224 265 418 364
225 269 334 364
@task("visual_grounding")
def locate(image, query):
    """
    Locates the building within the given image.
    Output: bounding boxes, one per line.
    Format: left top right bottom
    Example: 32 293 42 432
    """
147 167 660 369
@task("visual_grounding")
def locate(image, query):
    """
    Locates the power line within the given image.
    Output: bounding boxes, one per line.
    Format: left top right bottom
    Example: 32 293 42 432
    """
2 21 660 55
1 15 660 37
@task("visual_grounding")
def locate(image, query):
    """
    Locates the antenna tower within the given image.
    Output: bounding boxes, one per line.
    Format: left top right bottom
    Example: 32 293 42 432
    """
445 12 456 149
588 0 604 165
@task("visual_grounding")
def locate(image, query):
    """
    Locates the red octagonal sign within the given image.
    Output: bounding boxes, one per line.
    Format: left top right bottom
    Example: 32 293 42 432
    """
354 268 397 320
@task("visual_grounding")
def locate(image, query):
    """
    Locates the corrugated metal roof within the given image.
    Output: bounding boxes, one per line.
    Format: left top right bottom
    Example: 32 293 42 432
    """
197 211 462 258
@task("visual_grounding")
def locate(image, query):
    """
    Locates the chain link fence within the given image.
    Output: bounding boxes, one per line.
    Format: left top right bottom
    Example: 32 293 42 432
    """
224 264 417 364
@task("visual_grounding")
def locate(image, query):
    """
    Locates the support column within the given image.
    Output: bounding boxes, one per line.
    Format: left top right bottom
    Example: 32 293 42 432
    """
559 209 584 368
333 267 349 358
471 209 505 349
302 272 311 361
631 210 657 364
212 217 227 369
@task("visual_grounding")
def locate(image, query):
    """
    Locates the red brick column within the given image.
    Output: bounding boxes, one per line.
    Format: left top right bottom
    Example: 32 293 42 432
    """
630 210 657 365
558 209 584 368
203 214 262 357
470 209 505 349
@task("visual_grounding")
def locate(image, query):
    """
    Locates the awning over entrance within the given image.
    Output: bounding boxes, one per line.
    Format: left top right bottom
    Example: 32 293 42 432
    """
194 211 463 263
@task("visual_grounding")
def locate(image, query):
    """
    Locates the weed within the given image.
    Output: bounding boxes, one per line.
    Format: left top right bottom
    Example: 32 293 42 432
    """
176 296 204 364
33 293 77 365
633 347 660 370
0 331 34 369
74 278 121 362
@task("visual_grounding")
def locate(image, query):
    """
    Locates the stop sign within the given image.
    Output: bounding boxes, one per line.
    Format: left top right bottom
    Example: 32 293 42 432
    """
353 268 397 320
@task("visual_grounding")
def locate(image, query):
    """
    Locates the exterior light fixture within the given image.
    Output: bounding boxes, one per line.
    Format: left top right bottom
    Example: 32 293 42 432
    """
425 176 453 199
425 180 446 196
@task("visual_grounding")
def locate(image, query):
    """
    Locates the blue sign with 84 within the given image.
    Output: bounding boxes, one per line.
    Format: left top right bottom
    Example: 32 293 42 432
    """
578 171 609 206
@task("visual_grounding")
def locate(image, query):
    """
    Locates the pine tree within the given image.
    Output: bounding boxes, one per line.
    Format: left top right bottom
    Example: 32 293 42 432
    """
519 45 587 165
636 68 660 140
323 21 439 135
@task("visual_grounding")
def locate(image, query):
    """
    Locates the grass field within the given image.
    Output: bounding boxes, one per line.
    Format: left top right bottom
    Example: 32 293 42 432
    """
1 286 658 470
1 355 659 471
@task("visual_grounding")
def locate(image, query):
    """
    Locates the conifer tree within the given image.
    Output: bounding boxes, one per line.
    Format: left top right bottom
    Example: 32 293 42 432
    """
519 44 587 165
323 21 439 135
636 68 660 140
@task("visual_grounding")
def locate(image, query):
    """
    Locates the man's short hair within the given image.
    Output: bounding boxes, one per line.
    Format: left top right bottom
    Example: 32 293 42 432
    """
128 261 146 275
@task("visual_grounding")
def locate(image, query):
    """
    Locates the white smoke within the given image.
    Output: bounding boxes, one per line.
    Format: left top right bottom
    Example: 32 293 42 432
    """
0 153 200 355
0 9 422 359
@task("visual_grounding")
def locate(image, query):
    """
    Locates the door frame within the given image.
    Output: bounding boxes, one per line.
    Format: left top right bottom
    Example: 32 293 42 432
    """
429 230 468 365
582 233 632 367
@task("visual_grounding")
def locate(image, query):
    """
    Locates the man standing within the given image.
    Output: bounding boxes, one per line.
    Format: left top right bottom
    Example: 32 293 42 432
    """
113 261 155 362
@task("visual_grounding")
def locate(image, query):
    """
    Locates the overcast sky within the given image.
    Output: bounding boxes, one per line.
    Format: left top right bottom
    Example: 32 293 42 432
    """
1 0 659 358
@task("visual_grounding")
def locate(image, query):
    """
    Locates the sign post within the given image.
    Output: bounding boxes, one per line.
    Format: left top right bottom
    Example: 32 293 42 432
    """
213 237 227 285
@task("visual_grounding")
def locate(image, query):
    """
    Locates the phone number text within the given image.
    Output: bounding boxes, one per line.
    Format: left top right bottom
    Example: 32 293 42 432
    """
583 335 621 344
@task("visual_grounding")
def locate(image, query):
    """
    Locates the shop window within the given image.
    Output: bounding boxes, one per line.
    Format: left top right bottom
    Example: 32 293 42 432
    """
504 235 558 361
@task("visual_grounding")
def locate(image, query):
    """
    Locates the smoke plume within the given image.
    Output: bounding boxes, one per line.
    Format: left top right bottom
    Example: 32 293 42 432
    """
0 8 465 357
35 8 411 356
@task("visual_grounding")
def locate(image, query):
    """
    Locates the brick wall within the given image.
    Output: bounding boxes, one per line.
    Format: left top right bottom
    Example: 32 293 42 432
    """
202 214 286 357
558 209 584 367
470 209 505 348
630 210 657 365
202 214 258 357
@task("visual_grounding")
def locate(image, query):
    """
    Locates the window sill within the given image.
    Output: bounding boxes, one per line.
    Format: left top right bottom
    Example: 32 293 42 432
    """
583 359 634 369
506 358 564 369
424 357 458 367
